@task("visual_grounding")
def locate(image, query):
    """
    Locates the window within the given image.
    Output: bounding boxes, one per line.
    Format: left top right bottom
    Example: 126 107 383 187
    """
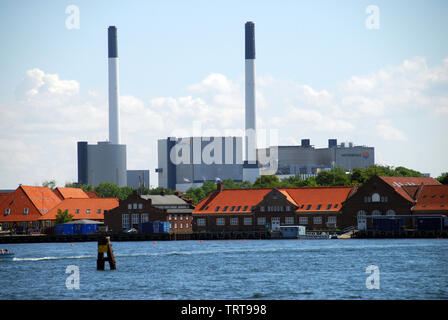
180 223 183 229
23 208 29 215
230 218 239 226
215 206 220 212
386 210 395 216
3 222 9 229
180 215 183 220
86 209 91 214
299 217 308 225
306 205 311 210
260 206 265 212
313 217 322 225
223 206 228 212
174 223 178 228
251 206 256 211
236 206 241 212
75 209 80 214
174 215 178 220
244 217 252 226
257 217 266 226
230 206 235 212
122 214 130 229
141 213 149 223
133 203 138 209
372 193 380 202
243 206 248 211
22 222 27 229
334 204 338 208
186 223 189 228
327 216 337 224
168 214 172 220
197 218 206 226
286 206 291 211
326 204 332 210
371 210 381 216
128 204 132 210
97 209 101 214
138 203 143 210
316 204 322 210
285 217 294 225
4 208 10 215
131 213 139 225
45 220 51 228
216 218 225 226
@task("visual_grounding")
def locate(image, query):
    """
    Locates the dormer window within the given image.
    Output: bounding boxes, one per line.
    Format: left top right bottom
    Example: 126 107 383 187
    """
23 208 29 215
4 208 10 216
371 193 380 202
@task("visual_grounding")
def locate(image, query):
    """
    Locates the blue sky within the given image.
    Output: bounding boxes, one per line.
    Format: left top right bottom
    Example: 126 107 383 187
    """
0 0 447 188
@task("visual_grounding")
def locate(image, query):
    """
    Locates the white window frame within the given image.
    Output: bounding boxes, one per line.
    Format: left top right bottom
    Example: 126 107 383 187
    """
299 217 308 225
285 217 294 225
128 204 132 209
371 193 380 202
197 218 206 226
313 216 322 225
141 213 149 223
243 217 252 226
131 213 139 225
230 218 239 226
4 208 10 215
122 214 130 229
138 203 143 210
23 208 29 215
45 220 52 228
327 216 337 224
86 209 91 214
216 218 225 226
257 217 266 226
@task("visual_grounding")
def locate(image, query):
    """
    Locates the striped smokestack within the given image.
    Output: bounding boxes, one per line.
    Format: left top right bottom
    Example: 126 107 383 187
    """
245 21 256 164
108 26 120 145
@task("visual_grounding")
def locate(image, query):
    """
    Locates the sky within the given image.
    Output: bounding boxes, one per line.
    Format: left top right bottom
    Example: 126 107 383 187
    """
0 0 447 189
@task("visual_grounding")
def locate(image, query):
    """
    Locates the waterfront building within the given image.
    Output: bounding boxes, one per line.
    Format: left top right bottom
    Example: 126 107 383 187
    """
104 191 194 236
340 176 443 231
192 182 356 236
0 185 118 233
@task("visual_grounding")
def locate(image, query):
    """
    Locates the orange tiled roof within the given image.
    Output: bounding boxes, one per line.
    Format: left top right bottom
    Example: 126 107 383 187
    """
194 189 272 214
193 186 355 214
280 186 354 213
379 176 441 202
413 185 448 212
40 198 119 221
21 185 62 214
53 187 89 200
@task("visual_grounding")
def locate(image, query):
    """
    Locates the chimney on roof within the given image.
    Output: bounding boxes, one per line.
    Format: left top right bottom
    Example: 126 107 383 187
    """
217 181 223 193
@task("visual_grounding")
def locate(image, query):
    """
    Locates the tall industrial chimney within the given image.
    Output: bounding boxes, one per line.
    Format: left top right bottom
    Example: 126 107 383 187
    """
242 21 260 183
108 26 120 145
245 21 256 164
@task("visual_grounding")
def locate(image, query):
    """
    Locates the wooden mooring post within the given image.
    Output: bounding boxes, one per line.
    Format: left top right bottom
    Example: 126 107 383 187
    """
97 236 116 270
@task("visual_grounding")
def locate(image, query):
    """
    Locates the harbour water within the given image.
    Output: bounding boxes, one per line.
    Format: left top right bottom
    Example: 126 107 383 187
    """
0 239 447 300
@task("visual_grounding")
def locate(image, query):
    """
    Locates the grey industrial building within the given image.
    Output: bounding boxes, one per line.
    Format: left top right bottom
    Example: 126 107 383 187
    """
157 137 243 192
127 170 150 189
257 138 374 178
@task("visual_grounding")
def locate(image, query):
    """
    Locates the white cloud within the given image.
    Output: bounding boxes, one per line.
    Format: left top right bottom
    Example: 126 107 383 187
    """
375 120 407 142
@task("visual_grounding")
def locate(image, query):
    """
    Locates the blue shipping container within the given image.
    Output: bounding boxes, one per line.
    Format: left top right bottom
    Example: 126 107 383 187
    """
140 221 170 234
417 217 442 231
73 223 98 235
372 218 403 231
54 223 75 235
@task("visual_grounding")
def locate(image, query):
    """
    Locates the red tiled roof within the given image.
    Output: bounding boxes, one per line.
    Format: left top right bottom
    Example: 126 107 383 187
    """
281 186 354 213
193 186 355 214
53 187 89 200
413 185 448 212
20 186 62 214
379 176 441 202
40 198 119 221
85 191 100 198
194 189 271 214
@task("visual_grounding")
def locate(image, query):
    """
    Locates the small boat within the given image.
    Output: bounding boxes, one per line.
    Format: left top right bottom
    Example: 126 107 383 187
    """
298 232 330 240
0 249 15 261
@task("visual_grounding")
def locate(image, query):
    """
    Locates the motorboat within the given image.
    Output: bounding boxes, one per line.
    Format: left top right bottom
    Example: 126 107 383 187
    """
0 249 14 261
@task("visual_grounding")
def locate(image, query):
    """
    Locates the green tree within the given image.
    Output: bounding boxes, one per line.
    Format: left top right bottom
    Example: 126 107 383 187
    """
42 180 57 190
65 182 93 192
118 186 134 200
394 166 422 177
437 172 448 185
252 175 281 188
94 182 121 198
55 209 73 224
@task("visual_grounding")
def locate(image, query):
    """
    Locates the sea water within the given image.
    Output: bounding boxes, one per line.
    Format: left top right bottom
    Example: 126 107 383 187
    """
0 239 447 300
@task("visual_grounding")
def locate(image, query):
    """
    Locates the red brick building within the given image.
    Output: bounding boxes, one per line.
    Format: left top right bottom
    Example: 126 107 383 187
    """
104 191 194 235
193 183 356 235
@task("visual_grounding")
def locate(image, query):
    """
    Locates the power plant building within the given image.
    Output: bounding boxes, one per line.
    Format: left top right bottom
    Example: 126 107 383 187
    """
258 139 374 178
157 137 243 192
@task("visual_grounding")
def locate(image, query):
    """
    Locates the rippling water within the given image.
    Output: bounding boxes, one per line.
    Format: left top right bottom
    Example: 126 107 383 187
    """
0 239 447 300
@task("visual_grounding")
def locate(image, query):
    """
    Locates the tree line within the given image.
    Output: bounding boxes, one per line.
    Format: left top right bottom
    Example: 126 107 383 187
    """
42 165 448 205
